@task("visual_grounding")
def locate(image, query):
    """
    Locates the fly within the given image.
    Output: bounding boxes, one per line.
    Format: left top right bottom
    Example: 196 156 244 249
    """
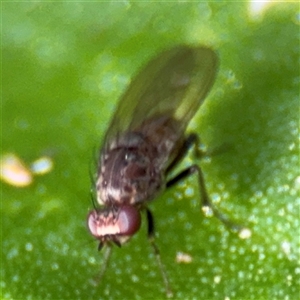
87 45 241 297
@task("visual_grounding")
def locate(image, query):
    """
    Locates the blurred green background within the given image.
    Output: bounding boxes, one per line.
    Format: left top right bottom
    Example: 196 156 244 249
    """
2 2 299 300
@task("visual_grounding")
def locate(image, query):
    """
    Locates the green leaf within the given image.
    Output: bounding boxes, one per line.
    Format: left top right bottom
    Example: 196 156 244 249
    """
2 2 299 300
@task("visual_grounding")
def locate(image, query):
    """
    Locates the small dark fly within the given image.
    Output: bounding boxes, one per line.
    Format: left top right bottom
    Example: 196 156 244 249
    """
87 46 242 297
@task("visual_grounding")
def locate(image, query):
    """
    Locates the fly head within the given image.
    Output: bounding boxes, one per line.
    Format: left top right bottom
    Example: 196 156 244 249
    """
87 204 142 248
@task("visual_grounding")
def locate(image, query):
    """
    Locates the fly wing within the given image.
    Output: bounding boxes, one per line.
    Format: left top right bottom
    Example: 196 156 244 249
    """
103 46 218 148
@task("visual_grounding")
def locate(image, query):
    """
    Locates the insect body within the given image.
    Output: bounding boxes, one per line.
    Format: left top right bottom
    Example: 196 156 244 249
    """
87 46 219 296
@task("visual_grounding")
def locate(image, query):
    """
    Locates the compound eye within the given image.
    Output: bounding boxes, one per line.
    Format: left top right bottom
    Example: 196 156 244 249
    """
117 205 141 236
87 205 141 241
87 210 102 238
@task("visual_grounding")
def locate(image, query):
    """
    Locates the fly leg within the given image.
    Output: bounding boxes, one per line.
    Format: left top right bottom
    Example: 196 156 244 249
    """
91 245 113 286
146 208 173 298
166 134 243 232
166 133 201 173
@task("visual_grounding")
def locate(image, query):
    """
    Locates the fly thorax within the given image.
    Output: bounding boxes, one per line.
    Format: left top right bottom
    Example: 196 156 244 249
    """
97 146 163 206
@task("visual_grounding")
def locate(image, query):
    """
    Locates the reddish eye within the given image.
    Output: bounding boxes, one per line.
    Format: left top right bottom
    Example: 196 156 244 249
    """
87 210 101 238
117 205 141 235
87 205 141 240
